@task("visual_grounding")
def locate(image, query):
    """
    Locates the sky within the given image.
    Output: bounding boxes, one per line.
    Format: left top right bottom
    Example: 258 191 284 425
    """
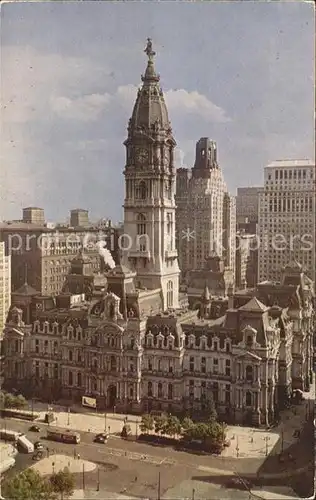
1 0 314 223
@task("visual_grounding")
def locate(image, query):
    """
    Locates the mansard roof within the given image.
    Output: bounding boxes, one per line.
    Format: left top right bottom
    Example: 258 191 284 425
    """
13 282 39 296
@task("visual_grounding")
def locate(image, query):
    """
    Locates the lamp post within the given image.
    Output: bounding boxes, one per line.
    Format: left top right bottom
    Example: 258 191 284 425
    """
67 407 70 426
96 466 100 491
264 436 270 456
236 436 239 458
157 471 161 500
104 412 107 433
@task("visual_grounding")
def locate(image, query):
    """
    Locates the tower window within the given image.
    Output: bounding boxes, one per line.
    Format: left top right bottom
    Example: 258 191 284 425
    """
135 181 147 199
167 280 173 308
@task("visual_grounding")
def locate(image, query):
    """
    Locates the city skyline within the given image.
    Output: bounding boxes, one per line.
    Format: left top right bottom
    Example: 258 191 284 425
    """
1 1 314 222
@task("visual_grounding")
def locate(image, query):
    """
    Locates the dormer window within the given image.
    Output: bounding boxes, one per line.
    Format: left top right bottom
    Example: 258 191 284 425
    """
246 365 253 382
189 335 195 348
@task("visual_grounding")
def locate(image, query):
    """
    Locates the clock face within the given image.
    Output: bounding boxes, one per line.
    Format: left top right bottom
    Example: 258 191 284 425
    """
136 148 149 164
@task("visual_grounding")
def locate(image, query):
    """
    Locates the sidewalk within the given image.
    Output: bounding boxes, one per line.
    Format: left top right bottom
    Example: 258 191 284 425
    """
32 454 96 476
30 378 314 462
35 410 139 437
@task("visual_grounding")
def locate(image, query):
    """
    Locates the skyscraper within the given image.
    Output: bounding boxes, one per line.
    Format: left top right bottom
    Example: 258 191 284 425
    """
0 242 11 334
176 138 236 282
258 159 315 283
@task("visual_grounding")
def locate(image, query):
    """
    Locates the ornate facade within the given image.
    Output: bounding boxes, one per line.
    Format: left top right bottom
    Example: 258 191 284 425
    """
2 42 315 428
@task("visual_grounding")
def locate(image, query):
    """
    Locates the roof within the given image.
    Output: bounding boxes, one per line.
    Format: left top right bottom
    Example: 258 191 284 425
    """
239 297 268 312
23 206 43 210
108 264 133 276
266 159 314 168
12 282 39 296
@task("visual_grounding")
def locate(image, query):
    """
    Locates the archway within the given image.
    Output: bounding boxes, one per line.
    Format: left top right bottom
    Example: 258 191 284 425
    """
107 385 117 409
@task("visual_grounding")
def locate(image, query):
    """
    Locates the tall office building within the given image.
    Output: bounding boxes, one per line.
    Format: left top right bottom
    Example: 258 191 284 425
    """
0 242 11 334
0 209 119 295
236 187 262 224
258 159 315 283
176 138 236 282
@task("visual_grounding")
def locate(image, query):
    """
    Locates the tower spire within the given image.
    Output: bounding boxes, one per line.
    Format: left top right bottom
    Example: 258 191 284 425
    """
144 38 156 62
142 38 159 83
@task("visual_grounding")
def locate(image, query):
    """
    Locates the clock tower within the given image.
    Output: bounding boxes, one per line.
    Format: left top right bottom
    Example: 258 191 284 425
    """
122 39 180 309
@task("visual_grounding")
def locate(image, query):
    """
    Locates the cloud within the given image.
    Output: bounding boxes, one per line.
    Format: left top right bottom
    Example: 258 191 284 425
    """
50 93 111 121
2 45 111 125
165 89 231 123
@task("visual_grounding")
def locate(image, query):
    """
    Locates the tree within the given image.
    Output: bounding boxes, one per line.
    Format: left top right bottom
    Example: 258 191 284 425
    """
14 394 28 409
2 468 54 500
154 413 168 436
206 395 217 422
165 415 181 438
50 467 75 500
181 417 193 433
139 414 154 434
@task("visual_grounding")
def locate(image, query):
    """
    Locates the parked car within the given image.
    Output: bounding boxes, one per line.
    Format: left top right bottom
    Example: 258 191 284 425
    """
34 441 44 450
94 433 108 444
29 425 40 432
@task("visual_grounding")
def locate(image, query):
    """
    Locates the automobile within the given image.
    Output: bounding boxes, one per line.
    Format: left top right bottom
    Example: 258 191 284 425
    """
94 433 108 444
29 425 40 432
32 450 44 461
34 441 44 450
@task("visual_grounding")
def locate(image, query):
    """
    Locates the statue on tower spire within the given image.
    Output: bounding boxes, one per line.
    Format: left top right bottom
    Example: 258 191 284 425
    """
144 38 156 61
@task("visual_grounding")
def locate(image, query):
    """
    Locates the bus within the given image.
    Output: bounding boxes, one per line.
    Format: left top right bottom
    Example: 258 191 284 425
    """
47 429 80 444
0 429 22 442
17 435 34 453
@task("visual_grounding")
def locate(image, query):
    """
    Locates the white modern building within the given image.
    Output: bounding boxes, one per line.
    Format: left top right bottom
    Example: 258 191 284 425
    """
258 159 315 283
0 241 11 334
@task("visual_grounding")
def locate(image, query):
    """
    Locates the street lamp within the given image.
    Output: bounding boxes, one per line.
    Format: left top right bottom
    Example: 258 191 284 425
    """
264 436 270 456
236 436 239 458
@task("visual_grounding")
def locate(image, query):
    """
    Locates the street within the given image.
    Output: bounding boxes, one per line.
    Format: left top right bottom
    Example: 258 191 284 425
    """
2 415 313 499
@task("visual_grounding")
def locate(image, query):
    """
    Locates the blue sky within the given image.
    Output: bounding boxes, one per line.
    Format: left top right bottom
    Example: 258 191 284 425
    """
1 1 314 223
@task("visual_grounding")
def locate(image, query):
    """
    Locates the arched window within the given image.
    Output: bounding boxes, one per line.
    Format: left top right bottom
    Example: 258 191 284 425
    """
68 371 73 386
246 391 252 406
110 355 117 371
168 383 173 400
137 213 146 236
167 280 173 308
148 381 153 397
245 365 253 382
69 350 73 362
158 382 163 398
77 372 82 387
135 181 147 200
